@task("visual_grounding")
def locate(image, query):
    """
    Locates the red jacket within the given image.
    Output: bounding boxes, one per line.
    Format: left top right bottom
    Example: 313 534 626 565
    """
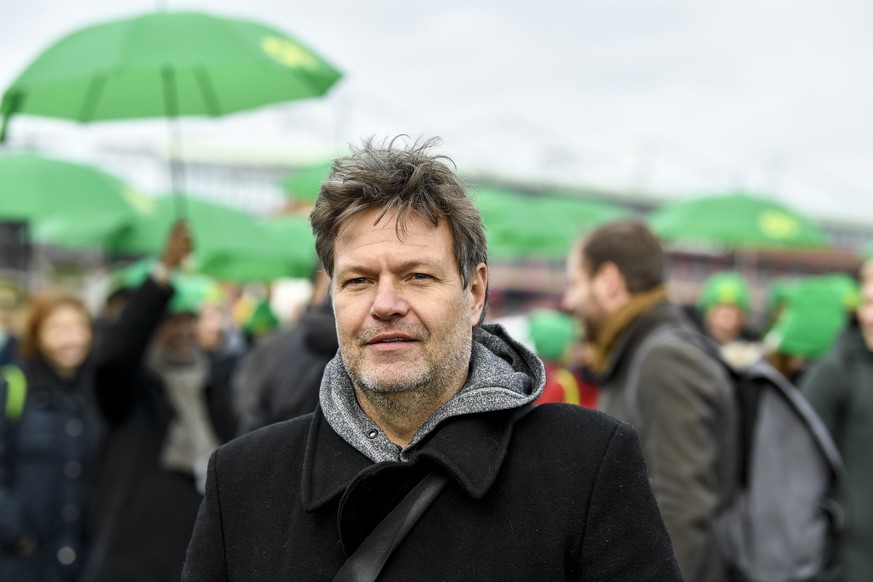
536 362 599 408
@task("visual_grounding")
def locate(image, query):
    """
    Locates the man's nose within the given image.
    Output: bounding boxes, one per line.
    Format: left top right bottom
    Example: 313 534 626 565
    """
370 279 409 320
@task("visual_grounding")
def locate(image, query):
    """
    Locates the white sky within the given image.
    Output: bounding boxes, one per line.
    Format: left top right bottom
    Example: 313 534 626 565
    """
2 0 873 225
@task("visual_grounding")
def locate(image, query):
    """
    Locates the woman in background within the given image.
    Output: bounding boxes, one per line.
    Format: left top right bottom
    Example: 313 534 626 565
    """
0 293 97 581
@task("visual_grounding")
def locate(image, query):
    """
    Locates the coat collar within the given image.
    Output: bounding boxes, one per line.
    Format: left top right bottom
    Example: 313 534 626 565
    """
301 405 528 511
599 300 686 381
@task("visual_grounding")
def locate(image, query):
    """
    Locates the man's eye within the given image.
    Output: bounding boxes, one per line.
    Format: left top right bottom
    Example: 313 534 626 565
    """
347 277 368 286
411 273 431 281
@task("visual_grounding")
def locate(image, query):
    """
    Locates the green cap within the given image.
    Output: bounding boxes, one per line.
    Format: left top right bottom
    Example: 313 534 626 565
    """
765 277 848 358
527 309 579 362
699 272 752 314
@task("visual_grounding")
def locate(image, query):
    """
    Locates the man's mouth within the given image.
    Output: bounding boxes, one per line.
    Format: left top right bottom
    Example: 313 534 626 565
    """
366 333 417 345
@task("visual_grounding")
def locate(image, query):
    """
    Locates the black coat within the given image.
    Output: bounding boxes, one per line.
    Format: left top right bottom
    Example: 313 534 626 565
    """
0 356 98 582
184 403 682 581
87 278 237 582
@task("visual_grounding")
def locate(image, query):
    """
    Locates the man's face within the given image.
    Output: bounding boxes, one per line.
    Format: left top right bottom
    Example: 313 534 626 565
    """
155 312 199 363
705 304 745 344
331 208 486 401
197 305 225 351
857 279 873 351
562 247 609 341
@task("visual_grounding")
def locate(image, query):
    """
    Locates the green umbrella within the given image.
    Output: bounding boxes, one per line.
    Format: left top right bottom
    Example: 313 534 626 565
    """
0 10 343 204
471 186 630 259
260 214 318 277
280 160 335 203
649 191 829 250
0 153 152 248
112 195 305 282
1 10 342 138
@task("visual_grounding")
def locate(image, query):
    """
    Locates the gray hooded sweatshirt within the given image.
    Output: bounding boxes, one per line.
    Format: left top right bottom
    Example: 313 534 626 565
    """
319 323 546 463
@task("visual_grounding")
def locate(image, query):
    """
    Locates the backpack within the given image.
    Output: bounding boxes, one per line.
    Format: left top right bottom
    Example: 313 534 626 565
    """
628 327 844 582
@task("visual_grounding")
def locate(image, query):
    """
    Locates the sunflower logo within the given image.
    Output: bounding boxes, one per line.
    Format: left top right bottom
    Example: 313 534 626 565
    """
758 210 800 239
262 36 319 70
123 188 155 215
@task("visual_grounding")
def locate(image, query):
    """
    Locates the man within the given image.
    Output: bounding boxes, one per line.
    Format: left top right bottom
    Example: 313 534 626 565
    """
87 223 238 582
800 259 873 582
562 221 738 582
183 138 681 581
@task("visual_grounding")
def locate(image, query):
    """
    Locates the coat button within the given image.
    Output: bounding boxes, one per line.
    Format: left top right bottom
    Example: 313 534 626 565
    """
64 461 82 479
57 546 76 565
366 429 378 439
62 504 81 522
65 419 84 437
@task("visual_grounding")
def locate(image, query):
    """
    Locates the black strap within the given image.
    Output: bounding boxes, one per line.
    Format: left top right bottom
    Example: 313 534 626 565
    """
332 470 448 582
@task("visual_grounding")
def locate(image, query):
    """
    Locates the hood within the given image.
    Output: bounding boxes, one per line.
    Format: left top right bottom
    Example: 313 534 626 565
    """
319 322 545 463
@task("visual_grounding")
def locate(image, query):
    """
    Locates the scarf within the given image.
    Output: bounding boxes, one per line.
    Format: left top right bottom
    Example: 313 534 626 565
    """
320 323 545 463
587 286 668 374
146 347 219 477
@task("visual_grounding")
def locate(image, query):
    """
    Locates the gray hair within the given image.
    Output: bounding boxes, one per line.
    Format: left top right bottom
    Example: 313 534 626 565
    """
310 136 488 291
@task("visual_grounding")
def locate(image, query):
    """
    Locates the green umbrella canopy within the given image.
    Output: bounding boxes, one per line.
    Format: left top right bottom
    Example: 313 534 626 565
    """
280 160 334 203
0 153 153 248
260 214 318 277
648 191 829 250
111 195 306 283
471 186 630 260
0 10 343 139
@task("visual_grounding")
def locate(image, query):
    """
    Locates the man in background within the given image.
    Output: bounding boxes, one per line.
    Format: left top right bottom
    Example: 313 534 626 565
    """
563 220 738 582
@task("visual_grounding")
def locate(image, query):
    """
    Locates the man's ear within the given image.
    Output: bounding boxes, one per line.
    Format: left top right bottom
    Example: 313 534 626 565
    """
597 262 629 302
468 263 488 326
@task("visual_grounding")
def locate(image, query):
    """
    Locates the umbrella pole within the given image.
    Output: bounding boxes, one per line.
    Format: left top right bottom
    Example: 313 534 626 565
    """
162 67 188 221
168 118 188 220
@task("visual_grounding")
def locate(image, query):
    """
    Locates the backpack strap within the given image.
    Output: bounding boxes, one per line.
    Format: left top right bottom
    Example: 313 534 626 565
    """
1 365 27 421
332 470 448 582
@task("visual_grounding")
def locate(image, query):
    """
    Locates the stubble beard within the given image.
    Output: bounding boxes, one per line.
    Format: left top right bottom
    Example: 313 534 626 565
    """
345 325 473 420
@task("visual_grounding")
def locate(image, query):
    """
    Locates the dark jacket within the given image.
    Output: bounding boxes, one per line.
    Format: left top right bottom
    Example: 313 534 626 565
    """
800 319 873 582
237 299 337 433
0 356 98 582
87 278 237 582
0 334 19 367
184 401 681 581
597 300 738 582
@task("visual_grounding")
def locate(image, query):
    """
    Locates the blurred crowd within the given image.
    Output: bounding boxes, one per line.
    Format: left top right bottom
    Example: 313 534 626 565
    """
0 218 871 581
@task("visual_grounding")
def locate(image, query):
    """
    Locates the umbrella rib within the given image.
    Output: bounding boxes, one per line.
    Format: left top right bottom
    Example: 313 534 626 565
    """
194 68 223 116
79 74 107 122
